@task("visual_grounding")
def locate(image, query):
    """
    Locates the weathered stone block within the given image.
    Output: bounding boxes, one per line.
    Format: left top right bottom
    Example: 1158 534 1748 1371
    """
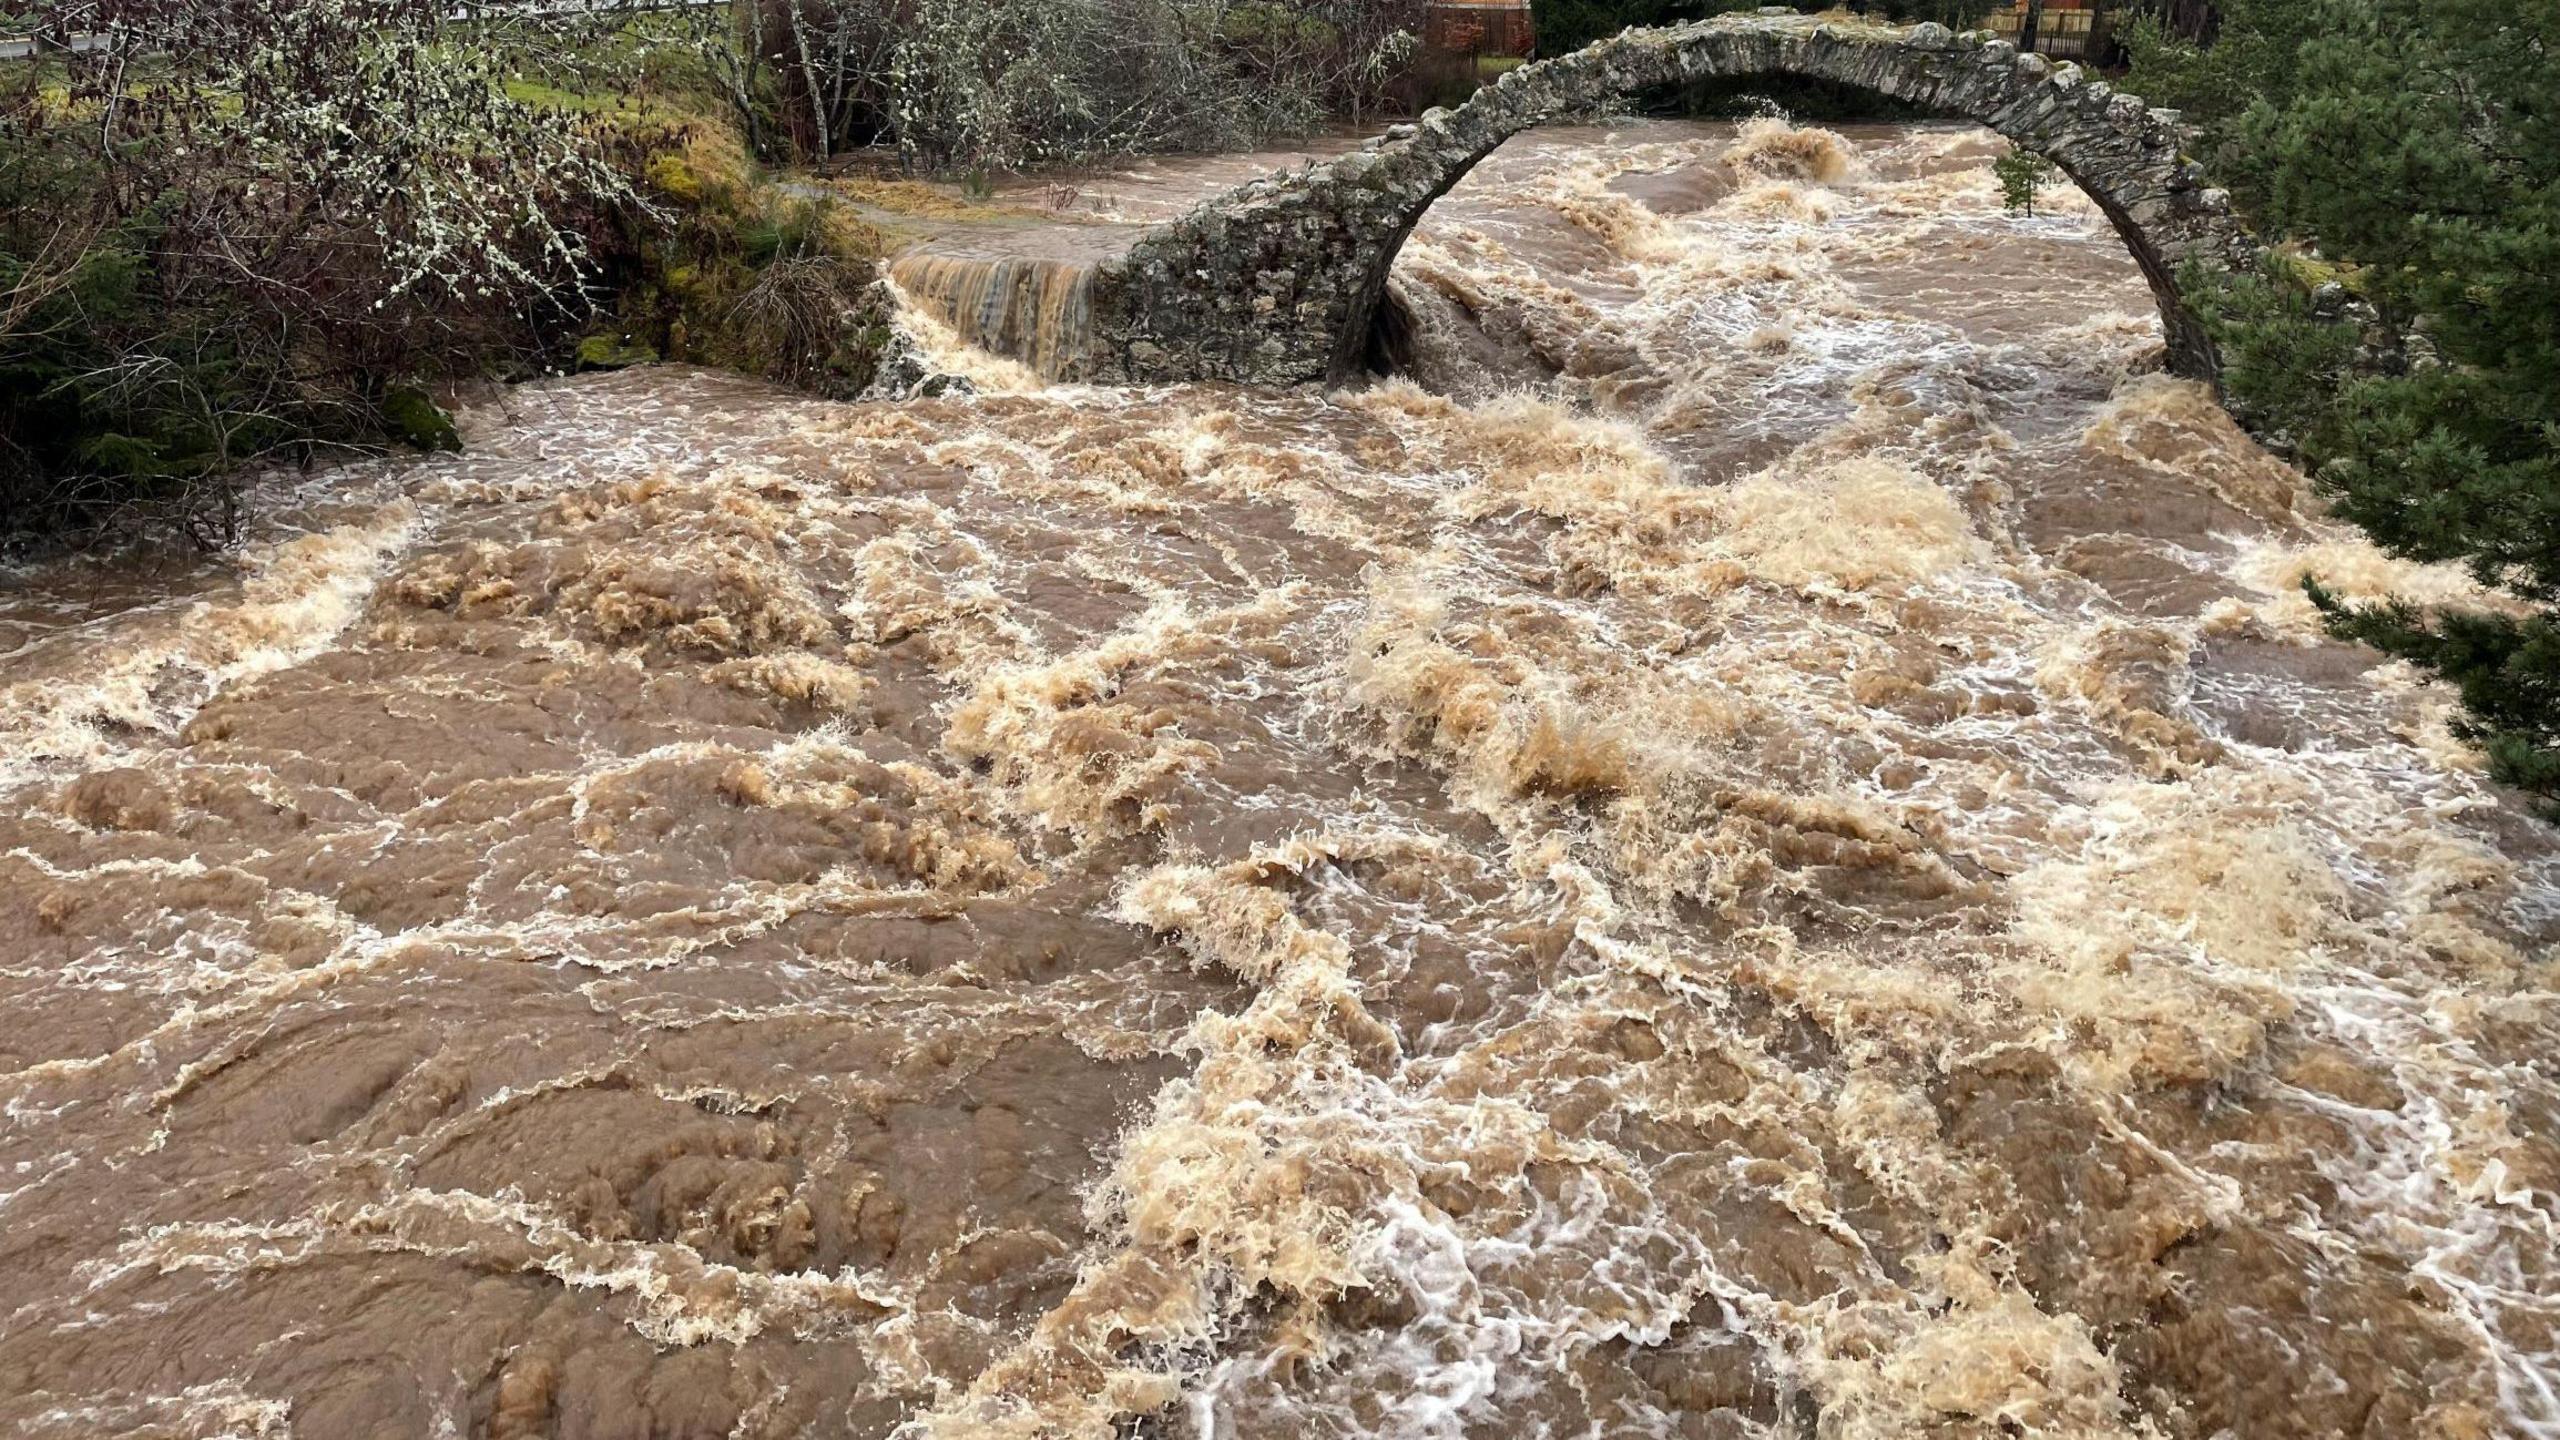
1082 10 2254 391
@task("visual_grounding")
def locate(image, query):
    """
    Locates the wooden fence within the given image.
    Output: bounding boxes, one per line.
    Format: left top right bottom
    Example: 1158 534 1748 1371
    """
1981 0 2114 61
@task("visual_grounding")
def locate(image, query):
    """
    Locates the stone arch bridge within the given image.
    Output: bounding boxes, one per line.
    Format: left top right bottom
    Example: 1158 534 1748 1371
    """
1066 9 2253 386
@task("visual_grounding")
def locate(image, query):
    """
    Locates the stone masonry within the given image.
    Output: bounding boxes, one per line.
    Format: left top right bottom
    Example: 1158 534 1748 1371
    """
1074 9 2257 386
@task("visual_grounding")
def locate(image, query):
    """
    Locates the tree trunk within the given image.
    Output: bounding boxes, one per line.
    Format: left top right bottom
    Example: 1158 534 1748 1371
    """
787 2 829 163
2183 0 2219 42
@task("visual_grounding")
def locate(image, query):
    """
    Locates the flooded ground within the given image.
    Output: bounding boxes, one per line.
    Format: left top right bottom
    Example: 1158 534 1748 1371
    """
2 120 2556 1440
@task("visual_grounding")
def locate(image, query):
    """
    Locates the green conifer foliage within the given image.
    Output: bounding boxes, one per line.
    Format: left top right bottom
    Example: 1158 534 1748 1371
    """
1994 147 2059 214
2130 0 2560 811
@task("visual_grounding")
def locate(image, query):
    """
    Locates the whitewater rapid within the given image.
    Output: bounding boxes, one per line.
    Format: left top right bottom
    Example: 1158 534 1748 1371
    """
1 119 2554 1440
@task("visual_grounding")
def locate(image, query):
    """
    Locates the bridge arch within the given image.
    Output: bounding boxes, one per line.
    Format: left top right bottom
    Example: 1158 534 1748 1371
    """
1081 12 2255 387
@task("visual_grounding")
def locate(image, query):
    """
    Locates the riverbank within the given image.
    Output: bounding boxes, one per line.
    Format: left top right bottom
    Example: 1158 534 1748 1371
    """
0 0 1468 555
0 56 903 557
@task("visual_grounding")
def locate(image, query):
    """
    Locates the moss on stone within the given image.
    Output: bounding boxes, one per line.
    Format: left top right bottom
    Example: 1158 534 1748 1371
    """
382 386 462 452
575 333 662 370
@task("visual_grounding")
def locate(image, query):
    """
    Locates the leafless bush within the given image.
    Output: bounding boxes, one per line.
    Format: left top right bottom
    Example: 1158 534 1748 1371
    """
733 0 1425 171
727 251 886 391
2 0 667 548
29 0 647 350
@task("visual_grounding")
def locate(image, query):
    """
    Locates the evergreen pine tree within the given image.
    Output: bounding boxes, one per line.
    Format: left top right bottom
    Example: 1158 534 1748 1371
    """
2129 0 2560 811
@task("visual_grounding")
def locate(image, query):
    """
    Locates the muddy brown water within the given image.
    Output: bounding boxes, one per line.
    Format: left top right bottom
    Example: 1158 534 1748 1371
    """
3 120 2557 1440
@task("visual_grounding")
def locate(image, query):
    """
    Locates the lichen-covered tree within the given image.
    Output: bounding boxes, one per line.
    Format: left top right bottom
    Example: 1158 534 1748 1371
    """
1 0 651 540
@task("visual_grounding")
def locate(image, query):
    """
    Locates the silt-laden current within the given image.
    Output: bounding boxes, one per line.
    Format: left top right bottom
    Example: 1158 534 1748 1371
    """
2 121 2555 1440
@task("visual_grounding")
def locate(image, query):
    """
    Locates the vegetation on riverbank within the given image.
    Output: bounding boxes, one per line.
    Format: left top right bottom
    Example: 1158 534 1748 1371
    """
3 2 595 545
2125 0 2560 807
2 1 1487 554
580 104 895 397
733 0 1429 168
0 4 900 552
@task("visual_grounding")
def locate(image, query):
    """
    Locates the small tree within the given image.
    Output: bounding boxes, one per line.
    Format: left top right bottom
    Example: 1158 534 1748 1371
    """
1994 146 2059 215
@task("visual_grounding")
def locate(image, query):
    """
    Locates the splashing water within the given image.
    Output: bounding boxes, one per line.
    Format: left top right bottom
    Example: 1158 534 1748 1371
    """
2 120 2555 1440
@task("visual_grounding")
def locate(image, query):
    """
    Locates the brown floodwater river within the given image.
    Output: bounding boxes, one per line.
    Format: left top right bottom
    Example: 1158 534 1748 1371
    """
3 120 2556 1440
